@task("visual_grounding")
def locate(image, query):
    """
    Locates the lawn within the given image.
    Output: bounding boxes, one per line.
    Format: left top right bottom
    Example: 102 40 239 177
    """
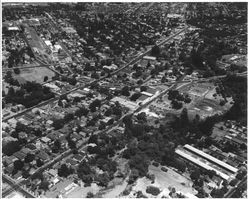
129 165 197 198
13 67 55 84
65 183 100 198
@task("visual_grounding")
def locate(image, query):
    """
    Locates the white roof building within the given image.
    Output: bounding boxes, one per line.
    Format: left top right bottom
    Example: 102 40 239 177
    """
175 149 230 180
143 55 157 61
183 144 238 173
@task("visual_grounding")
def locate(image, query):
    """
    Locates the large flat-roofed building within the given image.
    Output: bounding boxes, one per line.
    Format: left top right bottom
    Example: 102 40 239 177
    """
176 149 230 180
175 144 238 181
183 144 238 173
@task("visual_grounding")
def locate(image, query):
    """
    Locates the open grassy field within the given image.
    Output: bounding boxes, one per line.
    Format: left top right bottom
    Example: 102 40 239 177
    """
178 82 233 120
179 82 214 97
65 183 100 198
26 26 49 53
149 82 233 120
129 164 196 198
13 67 55 84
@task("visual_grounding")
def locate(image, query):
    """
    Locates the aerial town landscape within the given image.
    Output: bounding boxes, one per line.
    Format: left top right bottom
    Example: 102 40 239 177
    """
1 2 247 198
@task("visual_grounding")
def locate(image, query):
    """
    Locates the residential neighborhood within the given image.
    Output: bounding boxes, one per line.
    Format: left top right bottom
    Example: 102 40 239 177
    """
2 2 247 199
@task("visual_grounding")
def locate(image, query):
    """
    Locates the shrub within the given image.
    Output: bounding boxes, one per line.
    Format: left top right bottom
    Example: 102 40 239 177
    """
146 186 161 196
152 162 159 167
161 167 168 172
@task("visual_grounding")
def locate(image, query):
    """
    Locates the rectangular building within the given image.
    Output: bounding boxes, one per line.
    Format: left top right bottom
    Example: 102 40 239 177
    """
175 149 230 180
183 144 238 173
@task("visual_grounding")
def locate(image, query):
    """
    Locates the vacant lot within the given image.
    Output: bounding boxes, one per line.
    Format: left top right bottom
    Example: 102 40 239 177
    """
13 67 55 84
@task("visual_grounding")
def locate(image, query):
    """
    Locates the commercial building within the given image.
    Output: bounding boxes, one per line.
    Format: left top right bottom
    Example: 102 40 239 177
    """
175 144 238 181
183 144 238 173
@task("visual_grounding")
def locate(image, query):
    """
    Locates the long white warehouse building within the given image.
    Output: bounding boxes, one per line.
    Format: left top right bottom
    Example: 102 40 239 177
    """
183 144 238 173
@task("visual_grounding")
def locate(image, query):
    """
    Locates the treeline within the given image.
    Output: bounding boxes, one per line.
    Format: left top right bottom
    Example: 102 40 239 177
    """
222 74 247 125
120 109 222 183
5 81 55 108
76 133 125 187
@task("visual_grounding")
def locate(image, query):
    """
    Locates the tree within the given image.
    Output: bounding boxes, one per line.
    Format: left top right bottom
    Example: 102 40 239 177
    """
22 170 30 179
44 76 48 82
206 170 216 179
184 96 191 103
130 93 141 101
199 116 219 136
58 100 64 107
24 153 35 163
75 107 89 117
77 161 93 184
13 68 21 74
91 72 99 79
52 140 61 153
136 191 147 198
104 109 112 117
89 99 101 112
171 100 183 109
190 169 200 181
129 153 149 176
13 160 24 171
146 186 161 196
54 139 61 149
151 45 160 57
8 87 15 96
96 173 110 187
168 90 180 100
210 188 225 198
73 96 81 104
58 164 73 178
180 108 189 127
132 124 145 138
39 180 50 191
229 178 239 186
174 159 186 173
240 143 247 150
146 173 155 183
136 112 147 122
64 113 74 122
86 192 94 198
88 145 101 154
112 106 122 117
121 86 130 96
236 171 246 180
31 171 44 180
68 139 76 149
68 77 77 85
88 134 98 144
123 114 133 128
36 158 44 167
128 169 139 184
15 122 27 132
3 141 21 156
140 86 147 92
53 119 64 130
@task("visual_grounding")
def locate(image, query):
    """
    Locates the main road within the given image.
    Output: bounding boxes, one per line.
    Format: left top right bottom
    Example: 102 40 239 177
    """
2 174 35 198
224 176 247 198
